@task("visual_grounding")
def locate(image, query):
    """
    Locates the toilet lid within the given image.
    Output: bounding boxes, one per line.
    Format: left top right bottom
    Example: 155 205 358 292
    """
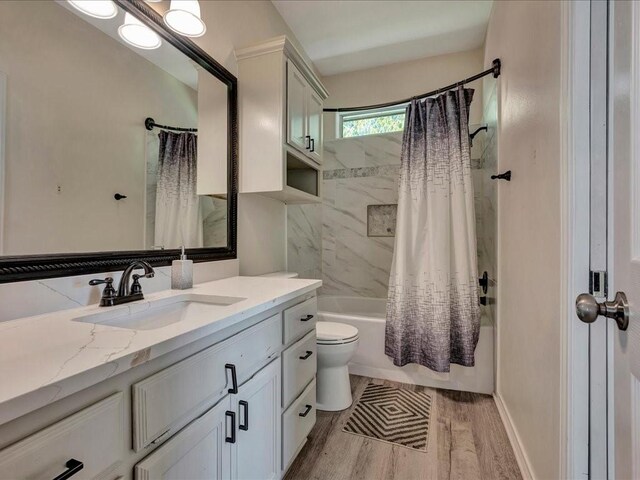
316 322 359 343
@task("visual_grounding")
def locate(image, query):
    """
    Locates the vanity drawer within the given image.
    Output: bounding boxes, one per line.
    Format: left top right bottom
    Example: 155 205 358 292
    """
132 314 281 451
282 379 316 470
283 296 317 345
282 330 317 409
0 393 124 480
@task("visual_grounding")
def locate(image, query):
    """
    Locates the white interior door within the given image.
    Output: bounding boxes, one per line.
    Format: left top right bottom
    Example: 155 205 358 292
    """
609 1 640 478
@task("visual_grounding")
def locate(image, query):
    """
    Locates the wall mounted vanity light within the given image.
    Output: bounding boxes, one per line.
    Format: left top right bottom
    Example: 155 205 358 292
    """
163 0 206 38
118 12 162 50
67 0 117 19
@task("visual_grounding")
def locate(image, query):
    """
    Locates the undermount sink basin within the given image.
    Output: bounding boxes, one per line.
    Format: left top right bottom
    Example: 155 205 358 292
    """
73 294 246 331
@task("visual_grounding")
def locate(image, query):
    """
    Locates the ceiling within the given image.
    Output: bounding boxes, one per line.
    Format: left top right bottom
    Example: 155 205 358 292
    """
271 0 493 76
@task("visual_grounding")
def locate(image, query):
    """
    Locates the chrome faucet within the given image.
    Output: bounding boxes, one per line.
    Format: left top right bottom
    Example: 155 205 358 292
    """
89 260 155 307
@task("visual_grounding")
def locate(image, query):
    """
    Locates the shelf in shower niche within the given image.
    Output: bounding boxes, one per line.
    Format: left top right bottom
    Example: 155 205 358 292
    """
367 204 397 237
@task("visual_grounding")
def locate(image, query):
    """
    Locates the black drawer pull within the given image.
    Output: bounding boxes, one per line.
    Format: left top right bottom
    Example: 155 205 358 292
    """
310 138 315 152
225 363 238 394
300 314 314 322
52 459 83 480
225 411 236 443
299 350 313 360
239 400 249 431
299 404 313 417
305 135 311 149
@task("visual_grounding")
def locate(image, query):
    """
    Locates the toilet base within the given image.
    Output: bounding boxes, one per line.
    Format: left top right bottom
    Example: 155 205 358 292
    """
316 364 353 411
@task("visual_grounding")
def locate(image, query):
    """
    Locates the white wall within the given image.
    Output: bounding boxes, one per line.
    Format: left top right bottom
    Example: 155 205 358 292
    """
321 48 485 139
484 2 563 479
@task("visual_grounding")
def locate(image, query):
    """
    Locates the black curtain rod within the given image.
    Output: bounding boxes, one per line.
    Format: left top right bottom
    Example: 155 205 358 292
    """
145 117 198 133
323 59 501 113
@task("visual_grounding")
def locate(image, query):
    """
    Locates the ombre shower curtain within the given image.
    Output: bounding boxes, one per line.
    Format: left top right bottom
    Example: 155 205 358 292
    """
385 88 480 373
154 130 203 249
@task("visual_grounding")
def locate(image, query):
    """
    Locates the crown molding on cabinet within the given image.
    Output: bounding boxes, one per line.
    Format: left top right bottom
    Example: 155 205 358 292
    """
235 35 329 100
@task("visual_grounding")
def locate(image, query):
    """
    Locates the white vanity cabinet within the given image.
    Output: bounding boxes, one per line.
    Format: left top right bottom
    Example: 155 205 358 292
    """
280 295 318 473
131 314 281 451
231 359 281 480
0 288 319 480
134 396 232 480
236 35 328 204
0 393 125 480
135 359 281 480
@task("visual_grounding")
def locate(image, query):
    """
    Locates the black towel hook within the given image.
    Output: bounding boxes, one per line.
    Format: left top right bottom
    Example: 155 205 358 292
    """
491 170 511 181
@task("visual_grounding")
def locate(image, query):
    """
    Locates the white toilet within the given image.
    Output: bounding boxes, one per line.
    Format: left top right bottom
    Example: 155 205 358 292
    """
316 321 359 411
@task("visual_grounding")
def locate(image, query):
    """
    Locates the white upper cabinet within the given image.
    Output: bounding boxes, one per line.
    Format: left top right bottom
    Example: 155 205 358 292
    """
236 36 329 204
286 60 323 165
286 62 308 154
306 88 323 164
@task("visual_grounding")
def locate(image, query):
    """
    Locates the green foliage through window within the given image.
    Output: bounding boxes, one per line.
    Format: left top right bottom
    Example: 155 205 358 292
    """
342 112 405 138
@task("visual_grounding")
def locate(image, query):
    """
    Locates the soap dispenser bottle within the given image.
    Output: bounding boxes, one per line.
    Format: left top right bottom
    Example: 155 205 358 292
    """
171 246 193 290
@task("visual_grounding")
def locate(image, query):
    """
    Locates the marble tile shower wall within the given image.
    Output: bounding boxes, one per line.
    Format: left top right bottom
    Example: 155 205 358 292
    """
287 123 497 319
288 132 402 296
476 82 498 326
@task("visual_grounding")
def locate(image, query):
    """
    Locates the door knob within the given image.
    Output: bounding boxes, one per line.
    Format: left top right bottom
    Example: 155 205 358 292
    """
575 291 629 331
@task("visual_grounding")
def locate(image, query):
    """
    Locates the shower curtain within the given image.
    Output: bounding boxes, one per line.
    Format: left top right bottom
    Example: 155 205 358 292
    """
154 130 202 249
385 88 480 373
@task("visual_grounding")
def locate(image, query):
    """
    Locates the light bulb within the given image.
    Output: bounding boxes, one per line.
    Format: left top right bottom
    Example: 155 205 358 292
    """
67 0 117 19
118 12 162 50
163 0 206 38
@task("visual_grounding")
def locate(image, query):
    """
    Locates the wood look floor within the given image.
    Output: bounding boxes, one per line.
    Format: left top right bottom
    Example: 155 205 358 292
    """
284 375 522 480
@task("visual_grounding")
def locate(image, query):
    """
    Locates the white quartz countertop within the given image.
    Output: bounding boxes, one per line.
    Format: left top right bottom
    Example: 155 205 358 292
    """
0 276 321 425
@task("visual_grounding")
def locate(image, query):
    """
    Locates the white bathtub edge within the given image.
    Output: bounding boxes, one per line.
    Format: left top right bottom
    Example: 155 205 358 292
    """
348 363 494 395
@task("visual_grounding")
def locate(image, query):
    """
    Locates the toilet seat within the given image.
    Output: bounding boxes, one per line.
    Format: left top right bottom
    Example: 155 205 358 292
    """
316 322 359 345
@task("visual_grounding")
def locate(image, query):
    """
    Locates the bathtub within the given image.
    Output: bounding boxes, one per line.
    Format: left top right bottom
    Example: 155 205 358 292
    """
317 295 495 395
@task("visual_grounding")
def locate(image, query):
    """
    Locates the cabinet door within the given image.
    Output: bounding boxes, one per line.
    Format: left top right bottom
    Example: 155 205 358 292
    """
132 313 281 451
231 359 281 480
135 397 232 480
306 88 323 164
0 393 124 480
287 61 308 153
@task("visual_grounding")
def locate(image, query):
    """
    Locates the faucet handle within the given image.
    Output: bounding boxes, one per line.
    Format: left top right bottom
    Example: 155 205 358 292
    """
89 277 114 288
89 277 116 304
131 272 154 295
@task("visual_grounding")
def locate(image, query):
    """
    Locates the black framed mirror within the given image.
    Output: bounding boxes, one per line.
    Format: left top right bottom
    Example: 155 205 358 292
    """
0 0 237 283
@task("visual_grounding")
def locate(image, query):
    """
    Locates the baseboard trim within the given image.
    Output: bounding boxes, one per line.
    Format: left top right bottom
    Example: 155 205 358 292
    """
493 392 535 480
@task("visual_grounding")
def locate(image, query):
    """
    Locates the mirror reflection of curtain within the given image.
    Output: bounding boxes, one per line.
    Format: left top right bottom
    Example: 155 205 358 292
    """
154 130 202 248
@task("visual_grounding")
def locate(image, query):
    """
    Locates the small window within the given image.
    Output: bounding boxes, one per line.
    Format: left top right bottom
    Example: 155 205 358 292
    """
341 107 405 138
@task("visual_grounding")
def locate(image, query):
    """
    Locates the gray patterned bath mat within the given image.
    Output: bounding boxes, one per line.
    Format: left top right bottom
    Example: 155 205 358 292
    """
343 383 432 451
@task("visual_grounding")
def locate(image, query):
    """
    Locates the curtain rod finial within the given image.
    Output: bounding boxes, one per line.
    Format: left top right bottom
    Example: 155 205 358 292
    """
145 117 155 131
492 59 501 78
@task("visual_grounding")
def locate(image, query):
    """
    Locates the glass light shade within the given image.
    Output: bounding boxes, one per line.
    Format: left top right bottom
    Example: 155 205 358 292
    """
118 12 161 50
163 0 206 38
67 0 117 19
